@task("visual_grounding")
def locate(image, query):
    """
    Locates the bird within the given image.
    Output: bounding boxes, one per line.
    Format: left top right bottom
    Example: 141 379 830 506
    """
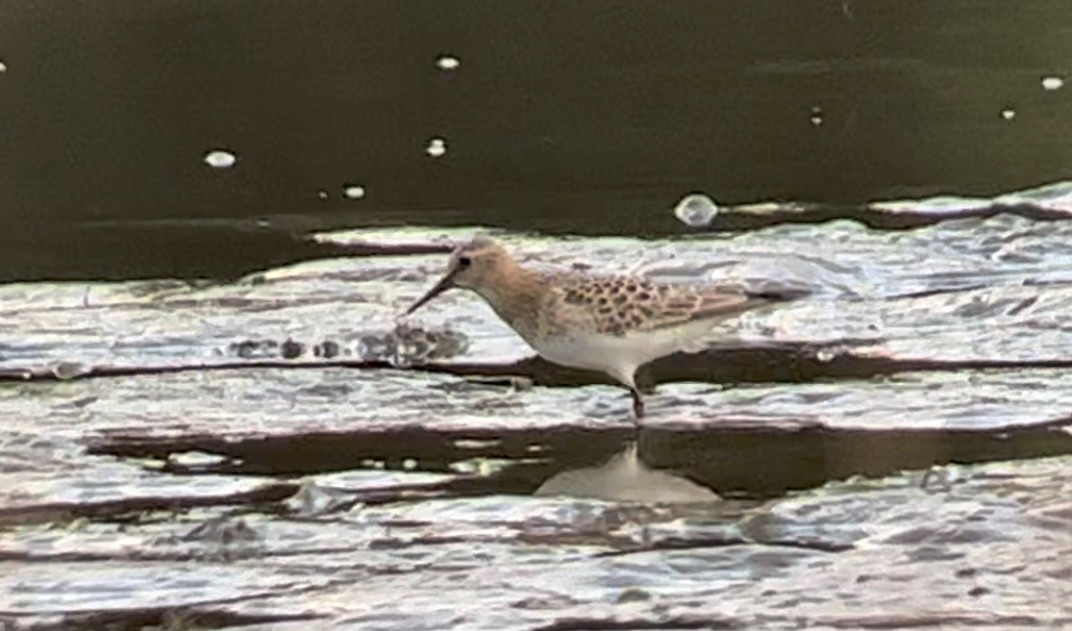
405 237 802 421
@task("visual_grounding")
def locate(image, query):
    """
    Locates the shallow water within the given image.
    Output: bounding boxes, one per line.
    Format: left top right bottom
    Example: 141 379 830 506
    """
4 460 1072 628
4 184 1072 627
8 210 1072 373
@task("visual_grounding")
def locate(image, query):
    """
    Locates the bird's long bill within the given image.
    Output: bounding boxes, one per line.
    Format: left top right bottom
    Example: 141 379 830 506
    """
405 270 457 315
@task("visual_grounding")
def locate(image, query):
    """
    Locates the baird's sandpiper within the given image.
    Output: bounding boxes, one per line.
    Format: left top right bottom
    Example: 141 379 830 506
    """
406 238 802 421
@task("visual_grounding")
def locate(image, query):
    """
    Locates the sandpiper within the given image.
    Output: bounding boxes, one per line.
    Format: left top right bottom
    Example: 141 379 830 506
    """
405 238 802 420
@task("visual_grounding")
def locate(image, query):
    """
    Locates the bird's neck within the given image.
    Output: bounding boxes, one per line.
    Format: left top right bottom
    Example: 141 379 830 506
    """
474 262 543 336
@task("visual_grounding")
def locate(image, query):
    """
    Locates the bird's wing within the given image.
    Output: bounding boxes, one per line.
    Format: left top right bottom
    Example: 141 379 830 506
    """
639 284 767 332
547 273 775 337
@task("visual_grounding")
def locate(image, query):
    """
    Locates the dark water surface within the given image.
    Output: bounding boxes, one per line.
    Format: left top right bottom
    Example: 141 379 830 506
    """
1 0 1072 278
4 1 1072 629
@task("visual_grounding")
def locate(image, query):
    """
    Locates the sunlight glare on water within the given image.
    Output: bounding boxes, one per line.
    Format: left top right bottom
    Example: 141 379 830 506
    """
425 137 447 158
202 149 237 169
435 55 460 71
1042 75 1065 91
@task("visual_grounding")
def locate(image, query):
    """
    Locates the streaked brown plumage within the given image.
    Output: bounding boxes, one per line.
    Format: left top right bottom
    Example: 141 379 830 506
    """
406 237 802 421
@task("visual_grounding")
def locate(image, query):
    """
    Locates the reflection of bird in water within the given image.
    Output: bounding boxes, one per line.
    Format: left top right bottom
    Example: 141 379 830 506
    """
534 441 719 503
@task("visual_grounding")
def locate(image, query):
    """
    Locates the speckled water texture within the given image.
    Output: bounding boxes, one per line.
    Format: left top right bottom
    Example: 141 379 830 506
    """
5 188 1072 628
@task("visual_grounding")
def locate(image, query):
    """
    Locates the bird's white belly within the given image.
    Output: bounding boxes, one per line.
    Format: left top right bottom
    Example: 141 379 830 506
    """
532 324 714 384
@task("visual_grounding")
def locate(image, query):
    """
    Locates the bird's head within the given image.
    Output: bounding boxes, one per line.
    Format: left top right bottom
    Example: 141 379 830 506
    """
405 237 512 314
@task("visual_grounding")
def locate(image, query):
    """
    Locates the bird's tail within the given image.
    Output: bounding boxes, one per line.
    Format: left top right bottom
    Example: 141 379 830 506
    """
744 285 811 302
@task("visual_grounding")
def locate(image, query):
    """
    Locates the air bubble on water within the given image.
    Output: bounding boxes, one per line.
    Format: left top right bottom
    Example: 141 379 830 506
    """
809 105 824 126
203 149 237 168
343 185 366 199
317 190 329 200
0 61 7 73
51 361 90 380
1000 108 1016 121
672 193 720 227
403 458 418 471
920 466 957 492
425 137 447 158
816 348 835 363
1042 76 1064 91
435 55 460 71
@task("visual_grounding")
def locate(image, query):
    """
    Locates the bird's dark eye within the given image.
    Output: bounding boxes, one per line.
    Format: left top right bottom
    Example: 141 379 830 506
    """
457 255 472 268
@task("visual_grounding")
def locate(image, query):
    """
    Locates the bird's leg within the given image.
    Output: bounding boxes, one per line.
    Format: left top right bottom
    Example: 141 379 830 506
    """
613 368 645 429
630 387 645 420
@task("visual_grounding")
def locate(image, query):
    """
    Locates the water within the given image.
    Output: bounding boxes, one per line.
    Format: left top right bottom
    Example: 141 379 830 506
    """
4 0 1072 625
3 182 1072 627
